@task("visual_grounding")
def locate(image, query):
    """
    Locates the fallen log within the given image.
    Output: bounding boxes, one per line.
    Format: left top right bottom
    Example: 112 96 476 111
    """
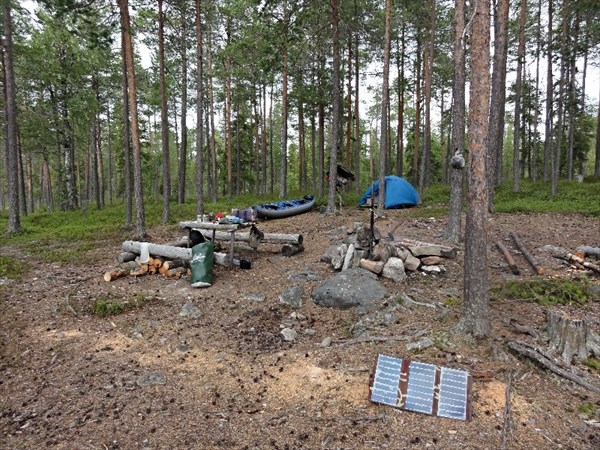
576 246 600 259
553 252 600 274
116 251 136 264
103 269 130 282
281 243 304 257
497 241 520 275
122 241 228 267
195 229 303 246
390 238 457 259
506 340 600 394
509 233 544 275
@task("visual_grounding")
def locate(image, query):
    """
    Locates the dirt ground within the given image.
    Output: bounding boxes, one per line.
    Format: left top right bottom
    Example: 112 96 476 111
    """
1 207 600 450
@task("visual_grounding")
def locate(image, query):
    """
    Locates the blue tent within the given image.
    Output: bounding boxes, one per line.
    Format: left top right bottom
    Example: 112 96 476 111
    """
358 175 419 209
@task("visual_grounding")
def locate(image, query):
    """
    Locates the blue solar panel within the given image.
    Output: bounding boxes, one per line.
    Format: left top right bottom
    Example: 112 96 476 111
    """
369 354 472 421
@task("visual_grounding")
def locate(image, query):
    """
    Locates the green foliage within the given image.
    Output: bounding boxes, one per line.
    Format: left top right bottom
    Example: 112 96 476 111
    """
583 358 600 374
0 256 28 280
91 293 155 317
496 277 593 306
493 180 600 216
578 401 598 419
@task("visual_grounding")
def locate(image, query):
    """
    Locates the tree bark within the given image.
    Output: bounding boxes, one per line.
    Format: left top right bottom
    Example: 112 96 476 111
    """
279 0 289 199
419 0 435 192
551 2 568 197
512 0 527 193
195 0 205 215
159 0 170 223
326 0 341 214
377 0 392 216
178 3 188 205
444 0 466 243
462 0 491 337
543 0 554 182
3 1 20 233
121 30 132 227
118 0 146 238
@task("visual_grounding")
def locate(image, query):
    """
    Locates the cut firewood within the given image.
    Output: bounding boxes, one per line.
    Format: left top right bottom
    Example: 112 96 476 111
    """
497 241 520 275
130 263 149 277
103 269 130 282
282 243 304 257
553 252 600 274
121 241 228 267
576 246 600 259
506 340 600 394
162 260 189 271
509 232 544 275
359 258 384 275
165 267 187 279
116 251 136 264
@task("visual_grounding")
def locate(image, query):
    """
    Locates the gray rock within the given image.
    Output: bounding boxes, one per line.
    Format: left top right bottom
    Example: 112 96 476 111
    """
311 268 387 310
280 328 297 341
245 293 266 302
179 302 201 319
303 328 316 335
422 265 445 273
288 270 322 282
353 249 370 267
320 337 332 347
279 286 304 308
406 337 434 352
342 244 355 271
331 244 348 270
589 285 600 300
403 253 421 271
382 257 406 282
350 303 401 337
137 372 166 387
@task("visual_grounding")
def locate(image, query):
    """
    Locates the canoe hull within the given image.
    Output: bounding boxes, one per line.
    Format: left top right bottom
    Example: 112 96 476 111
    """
254 195 315 219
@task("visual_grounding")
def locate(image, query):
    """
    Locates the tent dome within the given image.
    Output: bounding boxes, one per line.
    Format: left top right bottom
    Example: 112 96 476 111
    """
358 175 419 209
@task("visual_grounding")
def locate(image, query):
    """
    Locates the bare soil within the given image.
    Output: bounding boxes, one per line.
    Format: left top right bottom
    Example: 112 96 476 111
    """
1 208 599 450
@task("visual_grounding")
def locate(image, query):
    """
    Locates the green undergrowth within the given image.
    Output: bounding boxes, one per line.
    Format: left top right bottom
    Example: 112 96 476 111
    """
495 276 594 306
583 358 600 374
91 293 156 317
0 256 28 280
579 401 598 419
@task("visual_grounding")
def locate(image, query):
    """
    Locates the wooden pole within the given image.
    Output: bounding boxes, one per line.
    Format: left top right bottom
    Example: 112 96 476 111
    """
509 232 544 275
497 241 520 275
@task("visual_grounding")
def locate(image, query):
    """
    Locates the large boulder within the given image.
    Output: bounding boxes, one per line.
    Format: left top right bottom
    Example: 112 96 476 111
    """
311 268 387 310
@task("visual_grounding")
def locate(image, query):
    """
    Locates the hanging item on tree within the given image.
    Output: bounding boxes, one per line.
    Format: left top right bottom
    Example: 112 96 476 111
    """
450 148 465 169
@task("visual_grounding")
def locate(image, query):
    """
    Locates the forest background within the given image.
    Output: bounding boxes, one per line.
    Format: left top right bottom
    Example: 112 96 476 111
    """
1 0 600 235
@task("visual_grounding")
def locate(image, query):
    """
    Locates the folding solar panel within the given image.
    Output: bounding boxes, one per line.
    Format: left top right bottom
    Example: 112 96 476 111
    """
369 354 472 421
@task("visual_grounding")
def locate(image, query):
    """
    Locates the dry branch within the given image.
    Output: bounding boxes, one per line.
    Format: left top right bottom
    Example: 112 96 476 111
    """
553 252 600 274
497 241 520 275
509 233 544 275
506 340 600 394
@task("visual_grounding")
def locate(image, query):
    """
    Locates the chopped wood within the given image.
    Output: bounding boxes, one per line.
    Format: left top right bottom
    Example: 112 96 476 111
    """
281 244 304 257
162 260 189 271
553 252 600 274
421 256 443 265
506 340 600 394
391 238 457 259
103 269 130 282
509 233 544 275
359 258 384 275
130 264 149 277
165 267 187 279
116 251 136 264
121 241 228 267
497 241 520 275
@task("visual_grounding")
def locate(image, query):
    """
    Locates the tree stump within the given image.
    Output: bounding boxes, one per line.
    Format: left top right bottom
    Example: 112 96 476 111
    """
547 310 600 363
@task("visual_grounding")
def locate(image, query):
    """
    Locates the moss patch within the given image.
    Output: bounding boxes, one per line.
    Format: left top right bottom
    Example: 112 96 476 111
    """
0 256 28 280
91 293 156 317
583 358 600 374
579 401 598 419
495 277 593 306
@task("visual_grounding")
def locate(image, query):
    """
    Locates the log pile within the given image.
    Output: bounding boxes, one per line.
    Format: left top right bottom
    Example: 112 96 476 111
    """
104 255 192 282
321 222 457 281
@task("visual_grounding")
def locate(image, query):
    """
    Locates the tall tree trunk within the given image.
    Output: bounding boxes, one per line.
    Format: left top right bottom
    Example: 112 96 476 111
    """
178 4 188 205
269 84 274 194
298 94 306 191
262 83 268 195
412 38 422 187
353 30 361 194
419 0 435 193
595 83 600 177
195 0 204 215
462 0 491 337
207 29 217 203
235 107 240 195
121 22 132 227
487 0 509 209
225 22 233 200
17 132 26 216
543 0 554 182
551 2 568 197
512 0 527 193
26 150 33 214
318 55 325 199
107 101 113 204
159 0 170 223
396 21 405 178
345 34 352 169
118 0 145 238
444 0 466 243
327 0 341 213
91 118 101 209
377 0 392 216
280 1 289 198
532 0 542 181
566 14 579 181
